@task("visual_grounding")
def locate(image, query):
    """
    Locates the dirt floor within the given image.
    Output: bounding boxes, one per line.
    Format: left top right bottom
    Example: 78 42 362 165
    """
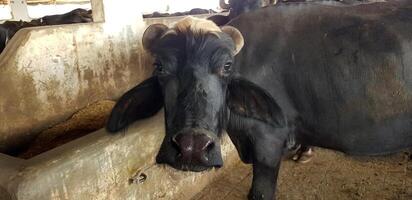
192 148 412 200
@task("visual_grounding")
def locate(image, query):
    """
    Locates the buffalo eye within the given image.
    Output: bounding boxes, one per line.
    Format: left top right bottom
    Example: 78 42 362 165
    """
222 62 232 75
153 61 164 73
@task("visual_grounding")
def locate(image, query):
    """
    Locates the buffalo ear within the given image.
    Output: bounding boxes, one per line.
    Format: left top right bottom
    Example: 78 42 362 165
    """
142 24 168 51
106 76 163 133
227 78 285 128
221 26 244 55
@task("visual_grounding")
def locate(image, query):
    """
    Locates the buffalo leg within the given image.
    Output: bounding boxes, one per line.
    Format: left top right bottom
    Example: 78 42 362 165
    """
227 114 288 200
249 159 281 200
248 128 286 200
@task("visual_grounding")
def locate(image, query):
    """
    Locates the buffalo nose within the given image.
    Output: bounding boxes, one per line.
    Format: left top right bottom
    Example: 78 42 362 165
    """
172 133 214 164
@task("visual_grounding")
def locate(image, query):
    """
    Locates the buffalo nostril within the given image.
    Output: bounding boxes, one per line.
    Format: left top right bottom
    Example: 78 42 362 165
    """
196 134 214 152
173 132 215 164
173 133 195 158
202 138 214 151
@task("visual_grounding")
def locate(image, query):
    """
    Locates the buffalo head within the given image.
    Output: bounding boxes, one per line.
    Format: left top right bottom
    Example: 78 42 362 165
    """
107 17 285 173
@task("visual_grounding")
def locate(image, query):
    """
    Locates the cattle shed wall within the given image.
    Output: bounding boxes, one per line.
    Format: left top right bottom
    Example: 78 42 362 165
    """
0 0 238 199
0 0 152 153
0 22 151 153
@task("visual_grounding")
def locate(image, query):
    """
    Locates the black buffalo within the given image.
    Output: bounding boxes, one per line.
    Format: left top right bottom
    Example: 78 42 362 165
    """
36 8 92 26
210 0 398 162
0 8 92 54
0 20 41 53
108 1 412 199
0 26 8 53
208 0 273 26
209 0 378 26
219 0 273 19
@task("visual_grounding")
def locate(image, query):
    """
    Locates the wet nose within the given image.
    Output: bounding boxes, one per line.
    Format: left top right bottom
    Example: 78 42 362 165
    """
172 132 214 164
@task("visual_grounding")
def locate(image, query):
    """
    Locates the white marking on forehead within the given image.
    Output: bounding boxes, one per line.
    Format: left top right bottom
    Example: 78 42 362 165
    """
173 16 221 35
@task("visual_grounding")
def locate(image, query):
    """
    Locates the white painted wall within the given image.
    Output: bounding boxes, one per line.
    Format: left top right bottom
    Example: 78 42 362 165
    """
0 3 92 20
0 0 221 21
27 3 92 18
0 5 12 20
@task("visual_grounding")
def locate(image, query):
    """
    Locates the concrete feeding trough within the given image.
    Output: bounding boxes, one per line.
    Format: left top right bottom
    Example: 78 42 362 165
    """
0 112 238 200
0 0 239 199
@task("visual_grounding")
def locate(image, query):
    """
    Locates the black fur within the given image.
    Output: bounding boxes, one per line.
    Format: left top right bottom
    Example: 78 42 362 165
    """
108 1 412 199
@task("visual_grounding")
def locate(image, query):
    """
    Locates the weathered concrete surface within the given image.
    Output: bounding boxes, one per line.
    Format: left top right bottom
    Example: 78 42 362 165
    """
0 0 165 153
0 22 152 153
0 112 238 200
0 154 24 200
0 0 222 154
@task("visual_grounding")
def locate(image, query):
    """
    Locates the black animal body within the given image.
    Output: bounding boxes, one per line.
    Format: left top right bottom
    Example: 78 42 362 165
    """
108 1 412 199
